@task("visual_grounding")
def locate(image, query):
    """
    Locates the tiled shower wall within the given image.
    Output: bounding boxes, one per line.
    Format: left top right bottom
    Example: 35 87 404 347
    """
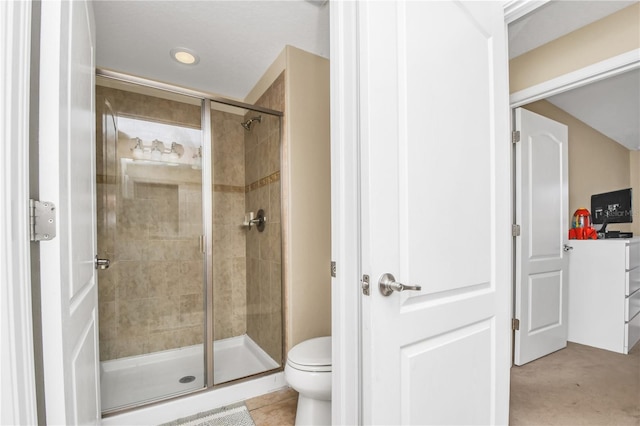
96 81 284 364
96 86 204 361
212 109 247 340
245 72 285 363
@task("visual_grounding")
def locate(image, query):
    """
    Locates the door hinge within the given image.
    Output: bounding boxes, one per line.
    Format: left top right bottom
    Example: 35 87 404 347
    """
512 224 521 237
361 274 370 296
512 318 520 331
29 199 56 242
199 235 205 253
330 261 336 278
512 130 521 144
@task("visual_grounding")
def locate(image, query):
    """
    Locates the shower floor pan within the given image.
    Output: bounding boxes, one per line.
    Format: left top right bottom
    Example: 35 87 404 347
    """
100 334 279 413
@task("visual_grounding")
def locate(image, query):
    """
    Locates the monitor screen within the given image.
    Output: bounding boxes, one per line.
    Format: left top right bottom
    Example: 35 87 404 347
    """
591 188 633 224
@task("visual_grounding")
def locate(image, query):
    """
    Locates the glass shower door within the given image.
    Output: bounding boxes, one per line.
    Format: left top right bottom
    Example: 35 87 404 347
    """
96 79 206 413
210 100 283 385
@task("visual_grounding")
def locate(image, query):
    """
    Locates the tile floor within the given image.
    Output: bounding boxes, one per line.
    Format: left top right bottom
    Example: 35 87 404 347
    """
246 388 298 426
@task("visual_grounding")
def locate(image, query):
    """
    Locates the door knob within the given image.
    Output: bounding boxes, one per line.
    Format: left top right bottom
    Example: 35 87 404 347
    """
378 273 422 296
563 244 573 252
95 256 111 270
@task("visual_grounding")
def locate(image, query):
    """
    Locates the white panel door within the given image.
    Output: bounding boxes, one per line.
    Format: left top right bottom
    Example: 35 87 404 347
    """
514 107 569 366
360 2 511 424
38 1 100 424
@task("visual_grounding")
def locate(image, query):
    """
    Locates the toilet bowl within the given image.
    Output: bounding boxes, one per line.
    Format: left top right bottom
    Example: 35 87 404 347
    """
284 336 331 425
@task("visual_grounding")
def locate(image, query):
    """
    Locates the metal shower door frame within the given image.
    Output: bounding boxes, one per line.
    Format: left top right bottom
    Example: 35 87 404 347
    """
96 68 284 413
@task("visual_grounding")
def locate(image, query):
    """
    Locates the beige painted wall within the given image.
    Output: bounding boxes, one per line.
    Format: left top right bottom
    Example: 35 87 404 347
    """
285 47 331 349
512 5 639 234
509 3 640 93
523 100 632 233
246 46 331 352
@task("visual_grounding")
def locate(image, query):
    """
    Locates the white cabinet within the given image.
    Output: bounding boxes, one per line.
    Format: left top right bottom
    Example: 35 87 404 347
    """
568 238 640 354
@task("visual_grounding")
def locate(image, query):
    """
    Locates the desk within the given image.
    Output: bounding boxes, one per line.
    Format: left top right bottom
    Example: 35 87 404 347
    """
568 238 640 354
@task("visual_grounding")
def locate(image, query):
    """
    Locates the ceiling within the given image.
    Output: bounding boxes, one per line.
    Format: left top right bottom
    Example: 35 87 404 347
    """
508 0 639 150
93 1 638 149
93 0 330 101
546 69 640 150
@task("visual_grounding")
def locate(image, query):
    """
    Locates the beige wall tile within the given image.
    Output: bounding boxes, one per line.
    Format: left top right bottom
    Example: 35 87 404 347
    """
213 225 246 259
99 301 117 341
180 293 204 328
148 296 181 333
244 72 284 363
261 225 282 263
98 266 116 302
214 153 246 187
114 240 145 262
116 261 148 300
246 186 269 220
269 183 281 224
147 330 178 353
145 261 182 298
117 299 149 338
97 86 205 361
213 192 245 226
116 336 147 358
175 326 204 347
99 339 116 361
181 261 204 294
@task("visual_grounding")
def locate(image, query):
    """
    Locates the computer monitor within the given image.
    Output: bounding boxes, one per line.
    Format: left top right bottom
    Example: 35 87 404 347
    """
591 188 633 224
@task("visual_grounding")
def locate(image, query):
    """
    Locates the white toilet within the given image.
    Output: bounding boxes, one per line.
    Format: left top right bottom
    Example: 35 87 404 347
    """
284 336 332 425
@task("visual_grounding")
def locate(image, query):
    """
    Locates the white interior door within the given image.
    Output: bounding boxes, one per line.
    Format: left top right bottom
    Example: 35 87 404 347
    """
38 1 100 424
359 2 511 424
514 107 569 366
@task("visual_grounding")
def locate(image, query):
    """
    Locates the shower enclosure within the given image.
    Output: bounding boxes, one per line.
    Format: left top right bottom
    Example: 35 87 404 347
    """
95 73 284 414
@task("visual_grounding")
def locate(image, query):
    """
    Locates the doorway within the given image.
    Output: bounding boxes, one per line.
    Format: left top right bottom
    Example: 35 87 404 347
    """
507 2 640 422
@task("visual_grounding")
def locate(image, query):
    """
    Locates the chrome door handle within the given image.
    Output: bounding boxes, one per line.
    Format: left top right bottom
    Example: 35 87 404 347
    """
563 244 573 252
95 256 111 270
379 273 422 296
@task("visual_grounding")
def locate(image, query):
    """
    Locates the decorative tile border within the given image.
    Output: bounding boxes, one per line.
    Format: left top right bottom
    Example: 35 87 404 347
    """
109 171 281 194
213 171 281 194
213 184 244 193
111 171 280 194
245 171 280 193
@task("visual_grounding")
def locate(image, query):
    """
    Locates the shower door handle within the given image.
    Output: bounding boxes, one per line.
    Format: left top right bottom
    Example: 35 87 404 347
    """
95 256 111 270
378 273 422 296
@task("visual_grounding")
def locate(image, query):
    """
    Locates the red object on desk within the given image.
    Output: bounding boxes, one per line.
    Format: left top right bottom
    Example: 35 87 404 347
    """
569 226 597 240
569 208 597 240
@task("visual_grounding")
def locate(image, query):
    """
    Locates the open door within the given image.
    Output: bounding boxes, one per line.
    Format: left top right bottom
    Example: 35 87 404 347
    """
359 2 511 424
38 0 100 423
514 107 569 366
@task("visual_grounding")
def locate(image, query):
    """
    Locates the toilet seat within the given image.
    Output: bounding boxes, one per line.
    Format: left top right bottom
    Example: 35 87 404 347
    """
287 359 331 373
287 336 331 373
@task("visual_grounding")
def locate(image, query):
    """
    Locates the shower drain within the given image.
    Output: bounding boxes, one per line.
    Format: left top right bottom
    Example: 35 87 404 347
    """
179 375 196 384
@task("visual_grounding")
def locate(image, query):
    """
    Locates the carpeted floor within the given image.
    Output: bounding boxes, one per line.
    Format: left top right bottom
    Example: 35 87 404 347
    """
510 341 640 425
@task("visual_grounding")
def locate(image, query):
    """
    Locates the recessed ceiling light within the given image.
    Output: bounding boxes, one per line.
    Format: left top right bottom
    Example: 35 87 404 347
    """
170 48 200 65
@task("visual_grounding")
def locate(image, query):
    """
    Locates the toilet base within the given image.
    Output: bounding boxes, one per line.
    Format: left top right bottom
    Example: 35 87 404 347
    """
294 395 331 426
